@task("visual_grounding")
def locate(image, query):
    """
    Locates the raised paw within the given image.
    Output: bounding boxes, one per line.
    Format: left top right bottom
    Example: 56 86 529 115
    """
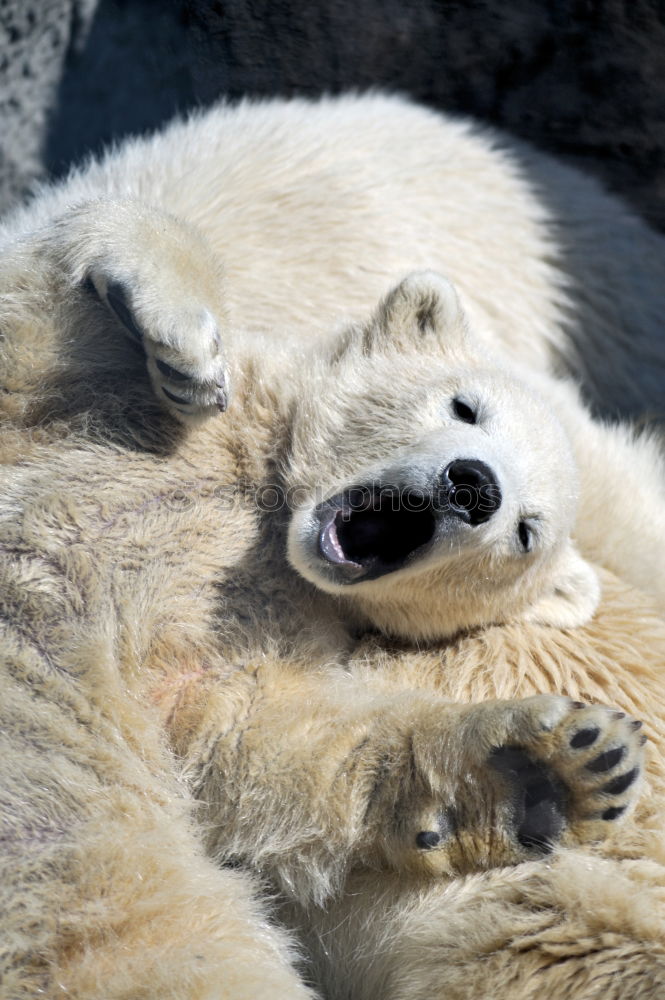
398 695 646 876
92 275 229 423
503 699 645 843
485 696 645 862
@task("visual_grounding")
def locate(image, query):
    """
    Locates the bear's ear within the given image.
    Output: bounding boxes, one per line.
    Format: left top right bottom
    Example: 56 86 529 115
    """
376 271 466 346
521 543 600 629
334 271 470 361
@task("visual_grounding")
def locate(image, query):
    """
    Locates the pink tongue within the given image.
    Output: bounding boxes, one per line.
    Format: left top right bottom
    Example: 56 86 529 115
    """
319 512 361 567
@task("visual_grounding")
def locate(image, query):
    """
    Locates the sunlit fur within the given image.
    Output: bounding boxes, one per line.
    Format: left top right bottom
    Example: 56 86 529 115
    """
287 275 599 637
2 94 665 999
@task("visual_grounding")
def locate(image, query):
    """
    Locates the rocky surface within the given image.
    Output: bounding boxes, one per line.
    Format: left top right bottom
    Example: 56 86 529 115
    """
0 0 97 209
2 0 665 230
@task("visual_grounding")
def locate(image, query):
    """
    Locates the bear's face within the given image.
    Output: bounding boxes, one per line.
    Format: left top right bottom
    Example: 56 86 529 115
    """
286 273 599 640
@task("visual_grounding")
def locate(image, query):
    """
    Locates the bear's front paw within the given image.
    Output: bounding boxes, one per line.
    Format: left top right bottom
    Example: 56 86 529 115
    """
91 275 229 423
490 698 646 852
402 695 645 875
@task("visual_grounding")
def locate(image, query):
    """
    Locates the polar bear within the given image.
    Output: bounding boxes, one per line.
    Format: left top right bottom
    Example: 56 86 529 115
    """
1 94 665 999
284 271 601 639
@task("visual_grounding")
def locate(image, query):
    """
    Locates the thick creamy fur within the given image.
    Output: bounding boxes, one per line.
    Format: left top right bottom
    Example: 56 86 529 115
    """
2 94 665 999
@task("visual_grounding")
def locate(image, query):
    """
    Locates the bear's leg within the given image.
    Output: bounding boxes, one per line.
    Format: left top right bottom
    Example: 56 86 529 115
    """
388 695 646 873
0 623 315 1000
53 838 316 1000
0 200 229 426
181 660 645 901
291 857 665 1000
0 471 315 999
4 771 315 1000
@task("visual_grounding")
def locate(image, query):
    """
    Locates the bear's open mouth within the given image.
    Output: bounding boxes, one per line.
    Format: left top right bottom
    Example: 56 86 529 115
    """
317 488 437 580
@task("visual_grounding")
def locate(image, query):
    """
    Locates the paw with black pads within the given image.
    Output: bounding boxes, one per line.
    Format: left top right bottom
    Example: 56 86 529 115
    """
89 273 229 424
490 698 645 856
375 695 644 877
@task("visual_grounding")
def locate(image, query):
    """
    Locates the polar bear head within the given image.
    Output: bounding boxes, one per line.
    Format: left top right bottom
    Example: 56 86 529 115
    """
286 272 599 641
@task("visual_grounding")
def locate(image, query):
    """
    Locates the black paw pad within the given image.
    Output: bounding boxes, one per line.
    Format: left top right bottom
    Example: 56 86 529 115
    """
490 746 566 853
587 746 625 773
415 830 441 850
156 359 191 382
603 767 639 795
162 386 191 406
602 805 627 821
570 726 600 748
415 811 453 850
105 281 144 343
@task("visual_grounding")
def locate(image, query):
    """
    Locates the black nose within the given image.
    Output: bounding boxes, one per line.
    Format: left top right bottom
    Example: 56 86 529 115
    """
441 459 502 525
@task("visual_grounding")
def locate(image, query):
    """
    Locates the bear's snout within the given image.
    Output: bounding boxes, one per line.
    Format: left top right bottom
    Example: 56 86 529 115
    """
313 457 502 584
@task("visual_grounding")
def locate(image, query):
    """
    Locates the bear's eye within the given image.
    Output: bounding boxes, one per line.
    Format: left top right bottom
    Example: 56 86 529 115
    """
517 520 533 553
452 397 477 424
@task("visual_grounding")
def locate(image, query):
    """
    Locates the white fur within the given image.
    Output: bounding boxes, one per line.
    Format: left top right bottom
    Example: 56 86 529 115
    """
2 93 665 1000
4 94 664 624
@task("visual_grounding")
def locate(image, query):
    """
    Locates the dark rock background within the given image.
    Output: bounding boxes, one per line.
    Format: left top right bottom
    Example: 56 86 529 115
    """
0 0 97 210
1 0 665 230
